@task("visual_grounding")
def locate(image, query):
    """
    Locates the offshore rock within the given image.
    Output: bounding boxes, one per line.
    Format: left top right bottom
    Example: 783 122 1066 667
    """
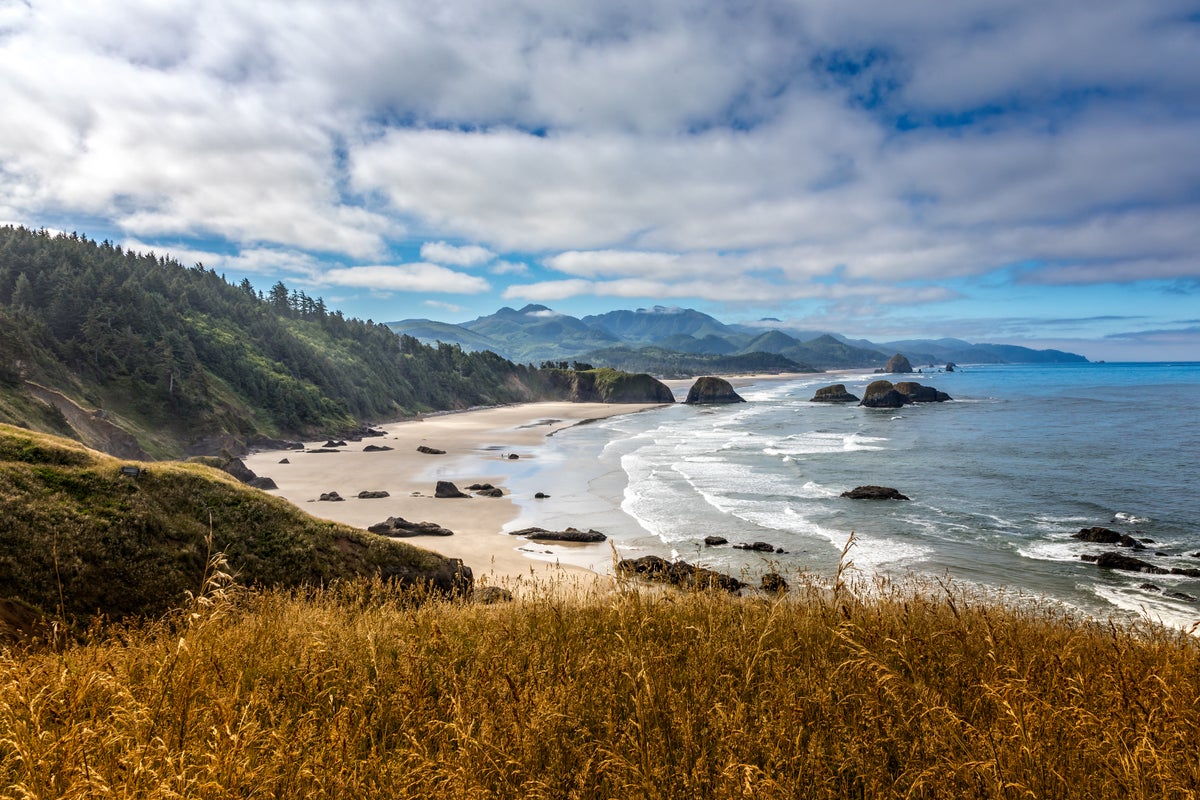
1072 526 1145 549
704 536 728 547
761 572 789 594
884 353 914 373
842 485 910 501
733 541 781 553
810 384 861 403
859 380 909 408
1081 552 1167 574
684 376 746 404
894 382 952 403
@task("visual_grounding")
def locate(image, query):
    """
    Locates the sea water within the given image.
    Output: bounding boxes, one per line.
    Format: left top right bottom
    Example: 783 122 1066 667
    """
505 362 1200 629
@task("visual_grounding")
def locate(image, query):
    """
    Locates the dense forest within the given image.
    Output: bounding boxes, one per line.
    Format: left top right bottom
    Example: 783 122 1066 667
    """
582 345 812 378
0 226 559 456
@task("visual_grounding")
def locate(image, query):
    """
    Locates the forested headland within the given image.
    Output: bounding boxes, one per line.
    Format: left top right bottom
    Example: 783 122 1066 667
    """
0 226 564 457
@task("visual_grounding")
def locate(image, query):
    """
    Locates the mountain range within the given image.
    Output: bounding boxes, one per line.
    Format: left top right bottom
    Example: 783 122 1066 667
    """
388 305 1087 374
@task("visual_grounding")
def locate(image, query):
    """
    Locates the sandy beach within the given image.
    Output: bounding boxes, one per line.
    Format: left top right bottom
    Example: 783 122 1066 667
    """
243 402 669 586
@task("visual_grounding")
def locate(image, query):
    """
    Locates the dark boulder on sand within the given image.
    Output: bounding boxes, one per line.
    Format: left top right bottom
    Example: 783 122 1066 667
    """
318 491 344 502
368 516 455 537
810 384 860 403
509 527 607 542
417 445 446 455
363 444 393 452
685 376 746 405
842 485 910 500
617 555 743 593
357 490 390 499
435 481 470 498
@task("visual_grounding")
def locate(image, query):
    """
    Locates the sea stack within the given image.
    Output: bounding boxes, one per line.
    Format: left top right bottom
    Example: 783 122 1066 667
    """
810 384 861 403
884 353 914 373
685 376 746 404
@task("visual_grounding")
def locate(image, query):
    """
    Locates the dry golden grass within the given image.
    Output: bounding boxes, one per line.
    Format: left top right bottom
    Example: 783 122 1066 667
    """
3 565 1200 799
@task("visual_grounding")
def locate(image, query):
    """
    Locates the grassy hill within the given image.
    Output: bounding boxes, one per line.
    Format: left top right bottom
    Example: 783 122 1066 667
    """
0 424 469 628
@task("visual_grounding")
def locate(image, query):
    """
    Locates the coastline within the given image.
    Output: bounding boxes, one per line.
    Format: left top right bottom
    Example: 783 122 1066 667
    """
243 401 669 586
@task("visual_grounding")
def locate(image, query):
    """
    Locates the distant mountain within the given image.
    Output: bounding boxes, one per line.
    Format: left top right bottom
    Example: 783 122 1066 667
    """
386 302 1088 375
584 306 738 343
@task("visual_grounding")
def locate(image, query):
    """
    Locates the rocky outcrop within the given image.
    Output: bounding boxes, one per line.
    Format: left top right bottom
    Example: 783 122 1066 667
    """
884 354 913 373
859 380 909 408
859 380 950 407
1081 552 1166 574
357 490 390 499
761 572 789 594
734 541 784 553
945 363 956 372
368 516 454 537
474 586 514 604
509 527 607 542
417 445 446 455
684 376 746 405
704 536 728 546
435 481 470 498
318 491 344 502
363 444 393 452
617 555 742 593
1072 526 1145 549
841 485 910 500
248 434 305 451
323 440 348 448
810 384 860 403
893 382 952 403
248 476 278 490
546 368 676 404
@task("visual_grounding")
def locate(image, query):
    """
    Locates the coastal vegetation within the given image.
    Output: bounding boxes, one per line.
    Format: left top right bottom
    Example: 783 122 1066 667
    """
0 424 468 625
0 226 561 457
3 566 1198 798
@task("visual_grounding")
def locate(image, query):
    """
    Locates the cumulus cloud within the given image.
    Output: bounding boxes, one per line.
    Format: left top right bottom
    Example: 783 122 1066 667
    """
420 241 496 267
320 264 490 293
0 0 1196 355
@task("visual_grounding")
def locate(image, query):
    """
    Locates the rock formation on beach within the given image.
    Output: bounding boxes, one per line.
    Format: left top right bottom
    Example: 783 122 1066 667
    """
417 445 446 455
368 516 455 537
1072 526 1145 549
509 527 607 542
841 485 910 500
810 384 861 403
684 376 746 404
545 367 676 403
434 481 470 498
616 555 743 593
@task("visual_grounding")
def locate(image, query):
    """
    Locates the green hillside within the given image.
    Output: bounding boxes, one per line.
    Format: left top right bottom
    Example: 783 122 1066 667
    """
0 226 557 457
0 424 469 627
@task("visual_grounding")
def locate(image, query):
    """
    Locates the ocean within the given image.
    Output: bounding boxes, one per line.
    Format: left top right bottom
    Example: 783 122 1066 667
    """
503 362 1200 630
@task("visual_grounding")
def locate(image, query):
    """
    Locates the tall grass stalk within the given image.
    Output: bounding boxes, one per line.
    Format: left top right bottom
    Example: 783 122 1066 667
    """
2 570 1199 798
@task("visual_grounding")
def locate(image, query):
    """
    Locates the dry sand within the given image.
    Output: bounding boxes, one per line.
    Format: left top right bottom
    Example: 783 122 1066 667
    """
243 402 668 586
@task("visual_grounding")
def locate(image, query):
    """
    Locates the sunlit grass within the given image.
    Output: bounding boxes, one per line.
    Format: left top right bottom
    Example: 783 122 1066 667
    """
3 566 1199 799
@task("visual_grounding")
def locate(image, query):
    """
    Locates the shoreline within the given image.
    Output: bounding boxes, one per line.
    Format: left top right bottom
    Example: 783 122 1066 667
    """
243 401 670 586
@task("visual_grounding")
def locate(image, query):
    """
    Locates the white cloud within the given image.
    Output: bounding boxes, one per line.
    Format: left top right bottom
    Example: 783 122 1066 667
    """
423 299 465 314
489 260 530 276
320 264 490 293
420 241 496 267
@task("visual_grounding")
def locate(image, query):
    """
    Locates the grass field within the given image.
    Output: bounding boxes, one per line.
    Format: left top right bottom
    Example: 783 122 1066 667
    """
3 562 1199 799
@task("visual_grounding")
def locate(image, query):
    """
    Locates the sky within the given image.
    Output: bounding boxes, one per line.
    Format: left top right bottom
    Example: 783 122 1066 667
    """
1 1 1198 361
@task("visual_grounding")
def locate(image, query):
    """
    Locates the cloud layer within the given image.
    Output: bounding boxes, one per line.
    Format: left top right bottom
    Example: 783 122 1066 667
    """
1 1 1196 354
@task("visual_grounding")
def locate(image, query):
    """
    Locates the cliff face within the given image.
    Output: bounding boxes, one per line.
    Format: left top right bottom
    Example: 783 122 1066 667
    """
545 368 676 403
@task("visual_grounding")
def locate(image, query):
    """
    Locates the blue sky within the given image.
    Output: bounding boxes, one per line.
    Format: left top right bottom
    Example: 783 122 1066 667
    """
1 1 1198 360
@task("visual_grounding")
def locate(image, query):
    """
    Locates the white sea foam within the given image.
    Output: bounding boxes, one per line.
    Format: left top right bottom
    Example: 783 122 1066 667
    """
1112 511 1151 525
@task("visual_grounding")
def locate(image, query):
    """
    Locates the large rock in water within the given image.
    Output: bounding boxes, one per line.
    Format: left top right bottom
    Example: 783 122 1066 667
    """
1073 526 1145 549
841 485 910 500
859 380 950 407
859 380 908 408
810 384 860 403
884 353 914 373
893 382 952 403
685 376 746 404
